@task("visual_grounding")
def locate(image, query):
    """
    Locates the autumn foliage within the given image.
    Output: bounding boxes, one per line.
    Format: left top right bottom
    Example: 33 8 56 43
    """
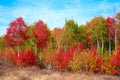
1 15 120 76
105 17 115 40
33 20 50 51
5 48 16 65
69 44 103 72
4 17 29 47
111 47 120 74
45 43 84 70
16 49 37 66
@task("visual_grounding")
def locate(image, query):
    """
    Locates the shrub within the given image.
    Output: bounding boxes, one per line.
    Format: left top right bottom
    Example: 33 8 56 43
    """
111 50 120 67
52 48 64 69
41 43 56 69
111 48 120 75
16 49 37 66
61 44 75 69
0 51 4 60
5 48 16 65
69 45 103 73
69 50 90 72
101 52 114 74
44 43 85 70
0 51 5 64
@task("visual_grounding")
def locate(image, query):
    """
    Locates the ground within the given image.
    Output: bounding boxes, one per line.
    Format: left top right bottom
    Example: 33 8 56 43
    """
0 65 120 80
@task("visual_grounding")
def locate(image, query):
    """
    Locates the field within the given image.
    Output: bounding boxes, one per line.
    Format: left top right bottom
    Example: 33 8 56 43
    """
0 65 120 80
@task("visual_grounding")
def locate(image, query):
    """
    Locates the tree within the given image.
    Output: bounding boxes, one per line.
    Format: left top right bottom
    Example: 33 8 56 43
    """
106 14 120 54
115 12 120 48
65 19 79 43
106 17 115 55
0 36 6 51
33 20 50 52
78 25 87 43
88 16 108 56
52 28 63 49
22 25 37 53
60 20 79 51
4 17 29 56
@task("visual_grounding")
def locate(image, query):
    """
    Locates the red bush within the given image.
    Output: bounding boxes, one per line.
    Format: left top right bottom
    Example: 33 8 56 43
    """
61 44 76 69
111 47 120 74
52 48 64 69
0 51 4 59
16 49 37 66
45 43 85 70
111 50 120 67
89 45 98 56
5 48 17 65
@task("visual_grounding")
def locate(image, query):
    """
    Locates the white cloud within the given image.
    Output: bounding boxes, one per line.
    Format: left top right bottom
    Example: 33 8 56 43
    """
0 26 7 36
0 0 120 36
0 18 7 23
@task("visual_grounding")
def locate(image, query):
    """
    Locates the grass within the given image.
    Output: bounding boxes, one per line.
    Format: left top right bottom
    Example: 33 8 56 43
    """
0 64 120 80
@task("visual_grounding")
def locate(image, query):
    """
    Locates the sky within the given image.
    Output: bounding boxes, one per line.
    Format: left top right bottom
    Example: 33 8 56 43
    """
0 0 120 36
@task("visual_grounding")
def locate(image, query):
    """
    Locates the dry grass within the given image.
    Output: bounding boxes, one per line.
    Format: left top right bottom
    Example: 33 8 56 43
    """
0 65 120 80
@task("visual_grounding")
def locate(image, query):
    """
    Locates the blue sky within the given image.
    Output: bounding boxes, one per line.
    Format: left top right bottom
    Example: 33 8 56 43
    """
0 0 120 36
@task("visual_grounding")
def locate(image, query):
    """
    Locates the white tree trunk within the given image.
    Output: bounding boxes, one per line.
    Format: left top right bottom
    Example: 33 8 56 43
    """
115 30 117 51
101 37 104 56
109 35 111 56
17 45 20 57
97 38 100 53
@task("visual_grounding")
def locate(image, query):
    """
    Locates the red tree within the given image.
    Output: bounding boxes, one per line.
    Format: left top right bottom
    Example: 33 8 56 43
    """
106 17 115 40
33 20 50 51
106 17 120 51
52 28 62 38
86 22 92 45
106 17 114 55
4 17 29 56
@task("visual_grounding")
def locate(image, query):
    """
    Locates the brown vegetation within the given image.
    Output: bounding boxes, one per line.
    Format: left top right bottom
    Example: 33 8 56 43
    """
0 65 120 80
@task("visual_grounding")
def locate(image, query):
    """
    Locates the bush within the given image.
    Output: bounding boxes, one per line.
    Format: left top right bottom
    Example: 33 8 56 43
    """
16 49 37 66
0 51 4 60
111 48 120 75
5 48 16 65
44 43 84 70
0 51 5 64
101 52 114 74
69 45 103 73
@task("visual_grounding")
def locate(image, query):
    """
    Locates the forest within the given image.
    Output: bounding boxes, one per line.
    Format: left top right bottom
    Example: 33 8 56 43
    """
0 12 120 76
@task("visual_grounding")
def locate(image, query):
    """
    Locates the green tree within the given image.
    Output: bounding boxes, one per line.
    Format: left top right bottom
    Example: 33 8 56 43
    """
89 16 108 56
78 25 87 43
61 20 79 51
0 36 6 51
22 25 37 54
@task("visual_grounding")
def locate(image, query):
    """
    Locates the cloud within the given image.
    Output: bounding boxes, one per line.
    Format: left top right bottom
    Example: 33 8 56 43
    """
0 18 7 23
0 26 7 36
0 0 120 36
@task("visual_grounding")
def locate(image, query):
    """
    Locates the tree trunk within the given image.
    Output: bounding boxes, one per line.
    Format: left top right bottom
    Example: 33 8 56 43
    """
109 35 111 56
85 62 88 73
4 55 6 64
115 30 117 51
97 38 100 54
101 37 104 56
35 45 37 54
17 45 20 57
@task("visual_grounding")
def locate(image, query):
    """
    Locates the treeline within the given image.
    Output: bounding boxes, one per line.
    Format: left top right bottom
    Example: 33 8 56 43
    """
0 12 120 75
